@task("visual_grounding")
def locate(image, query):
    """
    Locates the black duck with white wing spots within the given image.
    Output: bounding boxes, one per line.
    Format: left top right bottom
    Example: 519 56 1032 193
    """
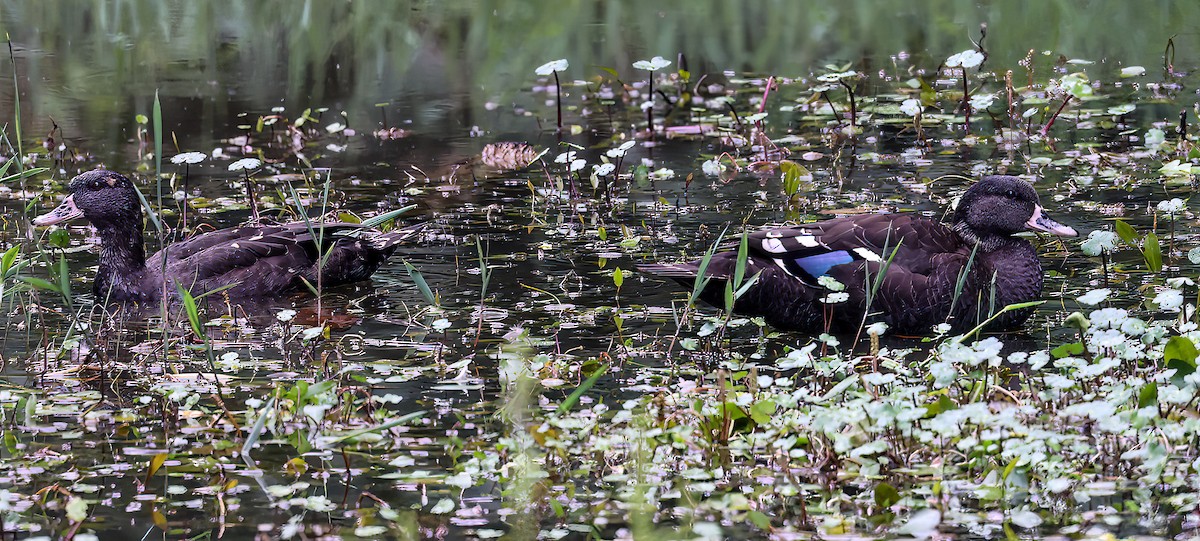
33 170 425 304
639 175 1078 335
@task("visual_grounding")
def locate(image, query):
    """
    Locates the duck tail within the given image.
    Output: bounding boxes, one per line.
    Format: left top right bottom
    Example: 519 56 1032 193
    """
372 222 428 252
637 262 706 279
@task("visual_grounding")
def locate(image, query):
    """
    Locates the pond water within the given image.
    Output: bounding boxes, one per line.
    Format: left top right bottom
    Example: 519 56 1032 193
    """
2 1 1200 540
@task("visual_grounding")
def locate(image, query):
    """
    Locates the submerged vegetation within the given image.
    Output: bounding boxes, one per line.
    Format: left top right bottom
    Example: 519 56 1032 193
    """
2 3 1200 540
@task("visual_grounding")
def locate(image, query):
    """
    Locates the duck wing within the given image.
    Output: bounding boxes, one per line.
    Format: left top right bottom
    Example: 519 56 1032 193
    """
148 221 422 296
746 214 966 286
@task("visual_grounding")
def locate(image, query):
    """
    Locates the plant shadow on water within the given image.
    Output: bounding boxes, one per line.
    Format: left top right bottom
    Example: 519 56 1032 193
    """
4 3 1200 540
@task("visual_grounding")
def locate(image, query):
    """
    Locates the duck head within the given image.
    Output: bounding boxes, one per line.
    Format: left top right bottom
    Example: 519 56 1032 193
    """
33 170 143 229
951 175 1077 250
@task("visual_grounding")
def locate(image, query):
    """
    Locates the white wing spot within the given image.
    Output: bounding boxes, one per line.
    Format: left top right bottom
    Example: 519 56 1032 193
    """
765 231 784 239
795 235 819 247
231 242 241 249
853 247 882 262
762 238 786 253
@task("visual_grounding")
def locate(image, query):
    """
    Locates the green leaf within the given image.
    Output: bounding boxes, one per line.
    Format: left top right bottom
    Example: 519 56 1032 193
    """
1164 336 1198 382
612 267 624 289
49 228 71 249
135 114 148 124
723 280 734 312
1138 382 1158 409
924 394 957 417
747 510 772 529
147 452 168 480
1114 219 1138 244
779 160 810 197
1144 231 1162 272
596 66 620 79
1001 456 1020 480
402 260 437 307
3 430 17 454
66 496 88 523
1050 342 1085 359
19 276 59 294
0 245 17 275
874 482 901 508
748 399 776 425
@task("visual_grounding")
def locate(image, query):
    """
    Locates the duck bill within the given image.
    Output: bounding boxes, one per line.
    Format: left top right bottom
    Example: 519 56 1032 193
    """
32 194 84 226
1026 205 1077 237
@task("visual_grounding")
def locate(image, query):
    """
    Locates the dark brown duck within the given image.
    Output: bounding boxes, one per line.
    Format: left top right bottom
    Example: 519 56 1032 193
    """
33 170 423 303
639 175 1078 335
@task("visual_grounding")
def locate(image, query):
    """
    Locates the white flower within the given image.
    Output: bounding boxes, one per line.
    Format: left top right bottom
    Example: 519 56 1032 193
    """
968 93 995 110
1077 288 1111 306
593 163 616 176
633 56 672 71
569 159 586 172
554 151 577 164
171 151 206 165
701 159 725 176
946 49 985 69
228 158 261 171
932 323 952 335
304 495 336 512
606 142 635 159
899 98 922 117
648 168 675 180
535 59 569 76
1167 277 1195 288
1090 328 1126 349
865 322 889 337
1080 230 1118 256
1157 198 1186 215
1144 128 1167 151
1155 288 1185 312
1120 66 1146 78
325 122 346 134
1090 308 1129 329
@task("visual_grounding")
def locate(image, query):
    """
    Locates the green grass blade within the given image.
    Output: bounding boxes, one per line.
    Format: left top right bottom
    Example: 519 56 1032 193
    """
688 226 728 307
556 362 609 414
241 397 276 460
57 255 71 307
402 260 438 306
358 204 418 229
174 282 205 339
475 237 491 299
130 181 164 235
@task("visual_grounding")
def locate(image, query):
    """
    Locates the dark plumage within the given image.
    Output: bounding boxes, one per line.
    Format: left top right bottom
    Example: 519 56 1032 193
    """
33 170 423 303
639 175 1078 335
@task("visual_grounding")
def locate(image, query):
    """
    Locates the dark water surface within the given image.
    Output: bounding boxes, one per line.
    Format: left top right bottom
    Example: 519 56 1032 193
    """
0 1 1198 539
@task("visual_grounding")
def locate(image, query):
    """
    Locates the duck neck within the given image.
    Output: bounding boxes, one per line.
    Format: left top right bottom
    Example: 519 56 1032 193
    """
93 218 148 297
952 222 1012 253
